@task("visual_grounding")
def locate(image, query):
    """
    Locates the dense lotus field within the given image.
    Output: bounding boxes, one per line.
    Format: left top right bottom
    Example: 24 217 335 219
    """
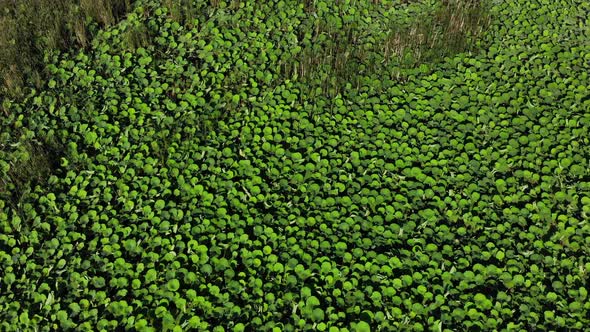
1 0 590 331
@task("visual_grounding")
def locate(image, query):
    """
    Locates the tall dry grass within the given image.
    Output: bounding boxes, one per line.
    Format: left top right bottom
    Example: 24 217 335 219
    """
291 0 492 96
384 0 492 66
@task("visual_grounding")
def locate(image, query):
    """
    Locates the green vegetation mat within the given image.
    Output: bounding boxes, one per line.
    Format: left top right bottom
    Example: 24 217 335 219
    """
1 0 590 331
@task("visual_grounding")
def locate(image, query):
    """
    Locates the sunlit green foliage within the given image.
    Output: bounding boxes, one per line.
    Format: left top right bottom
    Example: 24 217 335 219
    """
1 0 590 331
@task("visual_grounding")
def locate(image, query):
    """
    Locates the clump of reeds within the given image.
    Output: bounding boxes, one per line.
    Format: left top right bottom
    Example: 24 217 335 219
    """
384 0 492 67
290 0 492 97
0 130 64 208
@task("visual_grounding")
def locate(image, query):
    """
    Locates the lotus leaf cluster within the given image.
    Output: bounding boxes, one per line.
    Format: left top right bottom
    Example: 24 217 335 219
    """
1 0 589 331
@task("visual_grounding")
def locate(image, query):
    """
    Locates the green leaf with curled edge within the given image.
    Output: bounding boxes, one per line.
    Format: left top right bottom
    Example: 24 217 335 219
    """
354 321 371 332
167 279 180 292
